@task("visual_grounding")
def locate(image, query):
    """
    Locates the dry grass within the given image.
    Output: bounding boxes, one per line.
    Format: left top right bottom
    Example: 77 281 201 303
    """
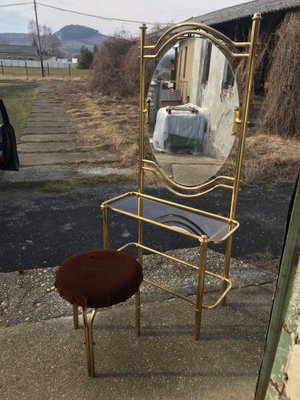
221 132 300 184
54 81 139 172
51 80 299 186
243 134 300 184
0 75 87 83
0 66 90 79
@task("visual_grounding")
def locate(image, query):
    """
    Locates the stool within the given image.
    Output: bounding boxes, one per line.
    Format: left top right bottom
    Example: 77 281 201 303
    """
55 249 143 377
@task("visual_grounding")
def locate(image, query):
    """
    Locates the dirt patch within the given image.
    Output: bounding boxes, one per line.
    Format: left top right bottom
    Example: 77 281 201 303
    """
237 250 280 273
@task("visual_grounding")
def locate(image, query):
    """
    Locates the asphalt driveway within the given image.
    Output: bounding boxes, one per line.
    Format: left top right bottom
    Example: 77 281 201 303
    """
0 182 293 273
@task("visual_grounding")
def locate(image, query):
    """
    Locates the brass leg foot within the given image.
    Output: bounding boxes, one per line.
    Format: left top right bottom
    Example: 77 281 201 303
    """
220 285 227 307
73 304 79 329
194 308 201 341
82 308 97 377
135 289 141 337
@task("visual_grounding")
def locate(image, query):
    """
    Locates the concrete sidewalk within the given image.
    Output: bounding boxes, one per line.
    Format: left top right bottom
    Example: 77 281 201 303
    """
1 81 132 185
0 248 276 400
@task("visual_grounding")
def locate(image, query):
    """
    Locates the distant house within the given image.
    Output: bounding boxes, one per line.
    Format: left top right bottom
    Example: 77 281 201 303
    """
0 44 38 60
189 0 300 91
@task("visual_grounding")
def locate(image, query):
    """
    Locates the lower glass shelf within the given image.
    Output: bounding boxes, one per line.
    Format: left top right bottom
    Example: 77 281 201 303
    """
103 192 239 243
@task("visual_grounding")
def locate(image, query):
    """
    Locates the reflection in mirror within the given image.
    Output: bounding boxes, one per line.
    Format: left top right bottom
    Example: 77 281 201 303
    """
146 37 239 186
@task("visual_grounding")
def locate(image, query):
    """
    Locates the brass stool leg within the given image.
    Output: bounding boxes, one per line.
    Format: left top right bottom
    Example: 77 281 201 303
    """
73 304 79 329
195 240 207 341
82 308 97 377
135 288 141 337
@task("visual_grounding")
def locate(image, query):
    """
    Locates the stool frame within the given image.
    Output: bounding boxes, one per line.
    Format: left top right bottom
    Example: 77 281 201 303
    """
72 288 141 377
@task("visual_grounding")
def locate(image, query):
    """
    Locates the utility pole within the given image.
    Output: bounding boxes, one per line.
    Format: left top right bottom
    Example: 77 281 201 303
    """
33 0 45 77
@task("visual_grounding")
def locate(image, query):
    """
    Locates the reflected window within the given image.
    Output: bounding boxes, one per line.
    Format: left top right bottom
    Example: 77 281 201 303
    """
201 42 212 84
178 49 183 78
183 46 188 79
222 60 235 89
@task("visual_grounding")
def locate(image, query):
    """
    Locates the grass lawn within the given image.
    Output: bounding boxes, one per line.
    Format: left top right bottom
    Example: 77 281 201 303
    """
0 66 90 79
0 81 39 141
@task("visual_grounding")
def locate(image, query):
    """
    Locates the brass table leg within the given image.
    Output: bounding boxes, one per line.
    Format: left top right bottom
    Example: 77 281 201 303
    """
195 238 207 341
221 235 233 306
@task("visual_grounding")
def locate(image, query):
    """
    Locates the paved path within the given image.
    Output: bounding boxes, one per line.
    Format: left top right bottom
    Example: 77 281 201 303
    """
0 281 275 400
1 81 131 184
0 81 290 399
0 243 276 399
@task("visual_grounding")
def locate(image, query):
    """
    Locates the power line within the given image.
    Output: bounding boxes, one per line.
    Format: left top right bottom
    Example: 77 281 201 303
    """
0 2 32 7
0 1 173 27
36 1 170 26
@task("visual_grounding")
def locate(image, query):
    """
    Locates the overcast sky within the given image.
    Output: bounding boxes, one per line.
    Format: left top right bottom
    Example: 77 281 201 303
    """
0 0 252 35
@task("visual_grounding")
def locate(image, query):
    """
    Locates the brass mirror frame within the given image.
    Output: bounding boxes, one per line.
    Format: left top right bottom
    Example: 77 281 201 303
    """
146 36 239 187
139 15 260 288
139 16 260 205
102 14 261 340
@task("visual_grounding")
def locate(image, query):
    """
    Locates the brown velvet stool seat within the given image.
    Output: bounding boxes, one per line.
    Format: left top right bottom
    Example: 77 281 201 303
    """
55 249 143 377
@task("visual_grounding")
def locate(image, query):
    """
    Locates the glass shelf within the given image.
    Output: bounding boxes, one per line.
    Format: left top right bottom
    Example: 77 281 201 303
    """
103 192 239 243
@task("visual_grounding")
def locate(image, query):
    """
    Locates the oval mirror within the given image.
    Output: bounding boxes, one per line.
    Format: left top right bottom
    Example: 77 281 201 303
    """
146 37 239 186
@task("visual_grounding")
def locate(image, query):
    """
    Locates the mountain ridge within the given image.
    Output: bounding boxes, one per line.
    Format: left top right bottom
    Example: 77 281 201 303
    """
0 24 109 57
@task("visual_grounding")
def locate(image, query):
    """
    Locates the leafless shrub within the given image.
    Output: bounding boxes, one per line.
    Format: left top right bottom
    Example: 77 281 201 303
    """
90 27 168 98
258 12 300 138
121 44 140 96
234 30 274 126
90 32 136 96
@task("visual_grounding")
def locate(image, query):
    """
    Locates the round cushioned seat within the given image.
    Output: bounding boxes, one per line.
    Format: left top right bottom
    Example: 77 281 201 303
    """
55 249 143 309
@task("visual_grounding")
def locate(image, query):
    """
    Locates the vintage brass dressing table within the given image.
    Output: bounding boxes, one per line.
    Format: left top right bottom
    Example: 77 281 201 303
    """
101 14 261 340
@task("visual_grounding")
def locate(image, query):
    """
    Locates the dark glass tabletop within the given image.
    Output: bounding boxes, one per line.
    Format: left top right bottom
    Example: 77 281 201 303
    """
105 193 238 243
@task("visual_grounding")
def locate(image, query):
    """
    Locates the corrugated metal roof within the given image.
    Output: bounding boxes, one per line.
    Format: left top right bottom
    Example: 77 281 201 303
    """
189 0 300 25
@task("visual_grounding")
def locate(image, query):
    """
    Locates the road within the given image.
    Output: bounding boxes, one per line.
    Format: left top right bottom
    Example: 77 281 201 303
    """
0 182 293 272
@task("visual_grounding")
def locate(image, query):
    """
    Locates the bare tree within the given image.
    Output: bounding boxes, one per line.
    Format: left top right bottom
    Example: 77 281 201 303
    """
91 28 162 97
28 19 60 57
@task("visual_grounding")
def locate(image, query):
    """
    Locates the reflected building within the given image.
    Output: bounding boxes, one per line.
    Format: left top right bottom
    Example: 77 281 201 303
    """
147 38 239 185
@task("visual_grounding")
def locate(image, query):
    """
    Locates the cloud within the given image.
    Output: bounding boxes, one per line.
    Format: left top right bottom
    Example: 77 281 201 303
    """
0 0 250 34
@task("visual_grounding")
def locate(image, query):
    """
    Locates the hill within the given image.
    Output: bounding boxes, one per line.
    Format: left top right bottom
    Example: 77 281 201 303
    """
0 24 109 58
56 25 99 41
0 33 32 45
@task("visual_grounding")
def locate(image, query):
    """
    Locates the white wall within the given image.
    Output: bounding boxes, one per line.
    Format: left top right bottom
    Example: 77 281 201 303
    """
0 59 77 68
188 42 238 159
200 46 238 158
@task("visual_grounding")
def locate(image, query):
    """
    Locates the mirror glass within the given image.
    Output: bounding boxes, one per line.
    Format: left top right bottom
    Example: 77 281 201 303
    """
146 37 239 186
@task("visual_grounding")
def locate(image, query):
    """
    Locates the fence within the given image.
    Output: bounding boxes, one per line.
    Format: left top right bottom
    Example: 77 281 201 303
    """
0 59 76 68
0 61 89 78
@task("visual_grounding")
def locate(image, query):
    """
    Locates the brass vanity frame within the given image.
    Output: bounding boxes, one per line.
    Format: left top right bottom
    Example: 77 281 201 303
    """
101 14 261 340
